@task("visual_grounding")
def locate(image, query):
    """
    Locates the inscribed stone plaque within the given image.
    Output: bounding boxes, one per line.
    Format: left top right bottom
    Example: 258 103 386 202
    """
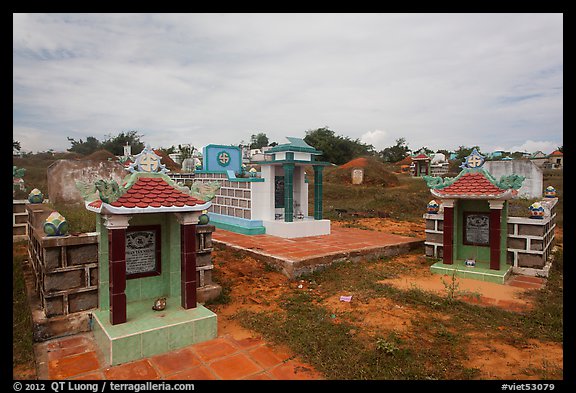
464 213 489 246
125 227 160 277
351 169 364 185
275 176 285 208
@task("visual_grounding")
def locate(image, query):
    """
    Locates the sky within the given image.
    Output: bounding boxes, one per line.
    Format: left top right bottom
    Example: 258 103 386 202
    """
13 13 563 155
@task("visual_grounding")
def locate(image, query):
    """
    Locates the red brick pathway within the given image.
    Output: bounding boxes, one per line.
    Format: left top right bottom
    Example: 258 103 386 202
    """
213 227 423 263
36 333 323 380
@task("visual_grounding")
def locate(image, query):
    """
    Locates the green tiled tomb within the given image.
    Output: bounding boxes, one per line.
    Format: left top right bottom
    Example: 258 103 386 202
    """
92 296 217 365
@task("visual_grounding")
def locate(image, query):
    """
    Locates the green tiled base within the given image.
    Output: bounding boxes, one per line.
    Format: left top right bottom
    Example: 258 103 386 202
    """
430 260 512 284
92 297 217 365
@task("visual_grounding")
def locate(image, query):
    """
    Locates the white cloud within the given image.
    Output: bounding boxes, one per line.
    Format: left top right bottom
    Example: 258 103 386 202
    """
360 130 389 151
13 13 563 154
507 140 561 155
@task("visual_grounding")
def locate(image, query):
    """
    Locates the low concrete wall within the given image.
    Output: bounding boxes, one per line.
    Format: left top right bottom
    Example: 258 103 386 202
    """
13 200 29 241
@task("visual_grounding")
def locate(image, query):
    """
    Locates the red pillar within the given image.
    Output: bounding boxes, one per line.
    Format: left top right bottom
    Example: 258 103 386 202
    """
109 228 127 325
442 206 454 265
489 208 501 270
180 224 197 309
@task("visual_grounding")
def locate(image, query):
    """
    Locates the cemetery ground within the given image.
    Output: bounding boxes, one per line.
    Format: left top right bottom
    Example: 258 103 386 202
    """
13 171 563 380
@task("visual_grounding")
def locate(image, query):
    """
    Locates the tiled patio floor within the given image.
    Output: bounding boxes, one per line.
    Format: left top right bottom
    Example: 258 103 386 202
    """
212 226 424 277
36 332 323 380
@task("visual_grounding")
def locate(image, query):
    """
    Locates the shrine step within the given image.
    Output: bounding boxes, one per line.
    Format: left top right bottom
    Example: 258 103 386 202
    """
92 299 216 366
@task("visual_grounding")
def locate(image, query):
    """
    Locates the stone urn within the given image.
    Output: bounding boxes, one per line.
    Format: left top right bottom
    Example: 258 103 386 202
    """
529 202 545 219
43 211 69 236
198 213 210 225
544 186 557 198
28 188 44 204
427 200 440 214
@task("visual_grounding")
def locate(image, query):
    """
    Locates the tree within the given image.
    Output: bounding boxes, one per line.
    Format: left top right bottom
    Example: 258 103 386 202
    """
414 146 434 155
249 133 269 150
304 127 375 165
67 136 102 155
380 138 410 163
178 144 194 160
101 131 145 156
454 145 482 160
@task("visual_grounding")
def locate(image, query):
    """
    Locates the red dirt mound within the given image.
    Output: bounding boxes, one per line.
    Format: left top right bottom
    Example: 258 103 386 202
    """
340 157 369 169
325 156 399 187
153 149 181 172
81 149 118 161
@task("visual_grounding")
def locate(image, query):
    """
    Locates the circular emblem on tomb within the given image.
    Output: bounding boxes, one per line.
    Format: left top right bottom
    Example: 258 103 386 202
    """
217 151 231 167
137 152 161 173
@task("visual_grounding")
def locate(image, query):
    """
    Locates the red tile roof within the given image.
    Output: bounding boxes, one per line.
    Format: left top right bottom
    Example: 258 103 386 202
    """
412 153 430 160
88 200 102 208
433 172 507 197
549 150 563 156
109 177 205 209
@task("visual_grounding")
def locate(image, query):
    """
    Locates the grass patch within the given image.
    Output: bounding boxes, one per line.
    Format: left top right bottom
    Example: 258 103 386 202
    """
236 289 478 380
315 174 431 222
235 242 563 379
13 242 35 378
46 202 98 233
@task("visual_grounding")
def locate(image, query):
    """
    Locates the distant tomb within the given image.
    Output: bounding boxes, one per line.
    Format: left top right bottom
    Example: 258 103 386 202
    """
351 168 364 185
195 137 331 238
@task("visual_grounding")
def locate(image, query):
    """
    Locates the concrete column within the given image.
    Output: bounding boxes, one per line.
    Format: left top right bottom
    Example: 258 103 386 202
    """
313 166 324 220
489 200 505 270
175 212 201 309
180 224 197 309
283 163 294 222
441 199 455 265
103 214 132 325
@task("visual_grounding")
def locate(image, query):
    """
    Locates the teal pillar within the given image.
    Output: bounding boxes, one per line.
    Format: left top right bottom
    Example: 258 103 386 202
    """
283 163 294 222
314 166 324 220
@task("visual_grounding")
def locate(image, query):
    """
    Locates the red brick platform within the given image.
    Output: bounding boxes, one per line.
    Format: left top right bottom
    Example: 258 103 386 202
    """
212 227 424 278
36 332 323 380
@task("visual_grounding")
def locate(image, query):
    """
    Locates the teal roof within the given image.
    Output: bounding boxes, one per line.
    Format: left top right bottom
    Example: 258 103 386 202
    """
266 137 322 154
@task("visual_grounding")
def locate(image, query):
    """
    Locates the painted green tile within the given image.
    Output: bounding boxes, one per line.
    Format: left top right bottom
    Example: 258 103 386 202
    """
125 280 142 301
92 317 111 363
141 328 170 358
194 315 217 344
170 273 181 298
111 334 142 365
168 322 195 350
139 277 165 300
99 285 109 310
